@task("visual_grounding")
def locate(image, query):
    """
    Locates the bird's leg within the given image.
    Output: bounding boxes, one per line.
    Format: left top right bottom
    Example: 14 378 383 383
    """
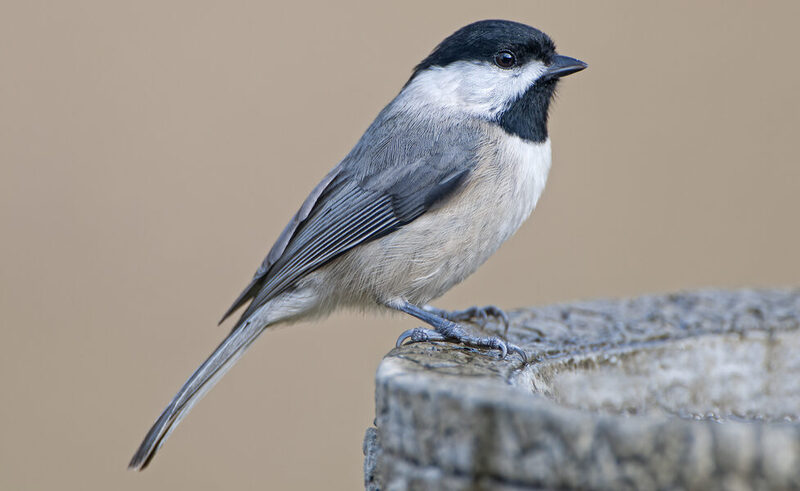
423 304 510 331
390 300 526 361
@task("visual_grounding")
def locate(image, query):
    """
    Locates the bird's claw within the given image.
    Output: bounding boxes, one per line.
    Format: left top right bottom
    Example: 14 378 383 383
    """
395 327 527 362
395 327 447 347
476 305 510 329
476 336 526 362
507 342 528 362
442 305 510 329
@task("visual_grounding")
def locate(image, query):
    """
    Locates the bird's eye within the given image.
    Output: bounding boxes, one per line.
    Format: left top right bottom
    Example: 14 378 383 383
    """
494 50 517 69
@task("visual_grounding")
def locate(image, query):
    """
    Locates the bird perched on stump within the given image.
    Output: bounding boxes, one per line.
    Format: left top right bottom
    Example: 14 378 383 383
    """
130 19 586 470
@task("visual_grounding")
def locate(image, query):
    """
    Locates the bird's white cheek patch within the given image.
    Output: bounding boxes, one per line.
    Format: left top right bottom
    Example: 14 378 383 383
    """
401 60 549 119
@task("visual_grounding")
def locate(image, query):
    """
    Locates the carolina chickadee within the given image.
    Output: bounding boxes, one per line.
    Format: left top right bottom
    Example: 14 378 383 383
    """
130 19 586 470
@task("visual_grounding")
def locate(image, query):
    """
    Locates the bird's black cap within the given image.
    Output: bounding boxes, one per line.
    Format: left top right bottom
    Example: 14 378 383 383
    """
410 20 557 81
405 20 586 143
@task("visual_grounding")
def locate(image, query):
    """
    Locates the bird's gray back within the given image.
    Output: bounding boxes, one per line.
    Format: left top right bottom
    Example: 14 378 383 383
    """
222 102 487 329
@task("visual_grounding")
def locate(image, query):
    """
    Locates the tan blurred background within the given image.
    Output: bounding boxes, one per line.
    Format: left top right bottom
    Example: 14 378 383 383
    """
1 1 798 489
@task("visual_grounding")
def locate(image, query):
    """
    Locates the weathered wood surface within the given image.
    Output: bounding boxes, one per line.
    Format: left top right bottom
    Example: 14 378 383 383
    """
364 289 800 490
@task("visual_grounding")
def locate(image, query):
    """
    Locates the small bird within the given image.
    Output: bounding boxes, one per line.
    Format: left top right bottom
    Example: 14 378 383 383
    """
129 19 586 470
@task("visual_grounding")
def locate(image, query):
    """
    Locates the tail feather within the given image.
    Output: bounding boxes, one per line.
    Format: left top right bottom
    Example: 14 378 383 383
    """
128 320 266 470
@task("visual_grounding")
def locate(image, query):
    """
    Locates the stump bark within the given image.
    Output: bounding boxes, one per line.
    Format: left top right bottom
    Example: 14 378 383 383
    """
364 289 800 490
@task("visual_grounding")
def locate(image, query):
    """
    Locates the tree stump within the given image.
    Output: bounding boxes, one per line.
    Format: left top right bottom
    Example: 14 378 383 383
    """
364 289 800 490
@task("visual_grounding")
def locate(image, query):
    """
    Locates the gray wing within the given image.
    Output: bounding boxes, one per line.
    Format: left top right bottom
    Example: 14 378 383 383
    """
219 119 483 330
218 167 342 323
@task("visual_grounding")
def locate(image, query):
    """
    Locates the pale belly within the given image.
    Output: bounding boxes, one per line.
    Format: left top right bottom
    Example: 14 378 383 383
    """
318 133 552 309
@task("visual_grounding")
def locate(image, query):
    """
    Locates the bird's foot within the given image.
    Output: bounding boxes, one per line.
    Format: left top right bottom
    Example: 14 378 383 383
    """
395 322 526 362
424 304 510 331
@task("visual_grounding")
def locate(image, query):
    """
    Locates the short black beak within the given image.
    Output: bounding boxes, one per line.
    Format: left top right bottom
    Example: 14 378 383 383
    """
543 55 587 80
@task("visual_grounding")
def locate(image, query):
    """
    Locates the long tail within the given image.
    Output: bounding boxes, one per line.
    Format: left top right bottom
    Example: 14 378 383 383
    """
128 319 267 470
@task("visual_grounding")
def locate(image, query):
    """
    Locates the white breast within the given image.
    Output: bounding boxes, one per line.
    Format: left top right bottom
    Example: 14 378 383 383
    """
494 134 552 238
